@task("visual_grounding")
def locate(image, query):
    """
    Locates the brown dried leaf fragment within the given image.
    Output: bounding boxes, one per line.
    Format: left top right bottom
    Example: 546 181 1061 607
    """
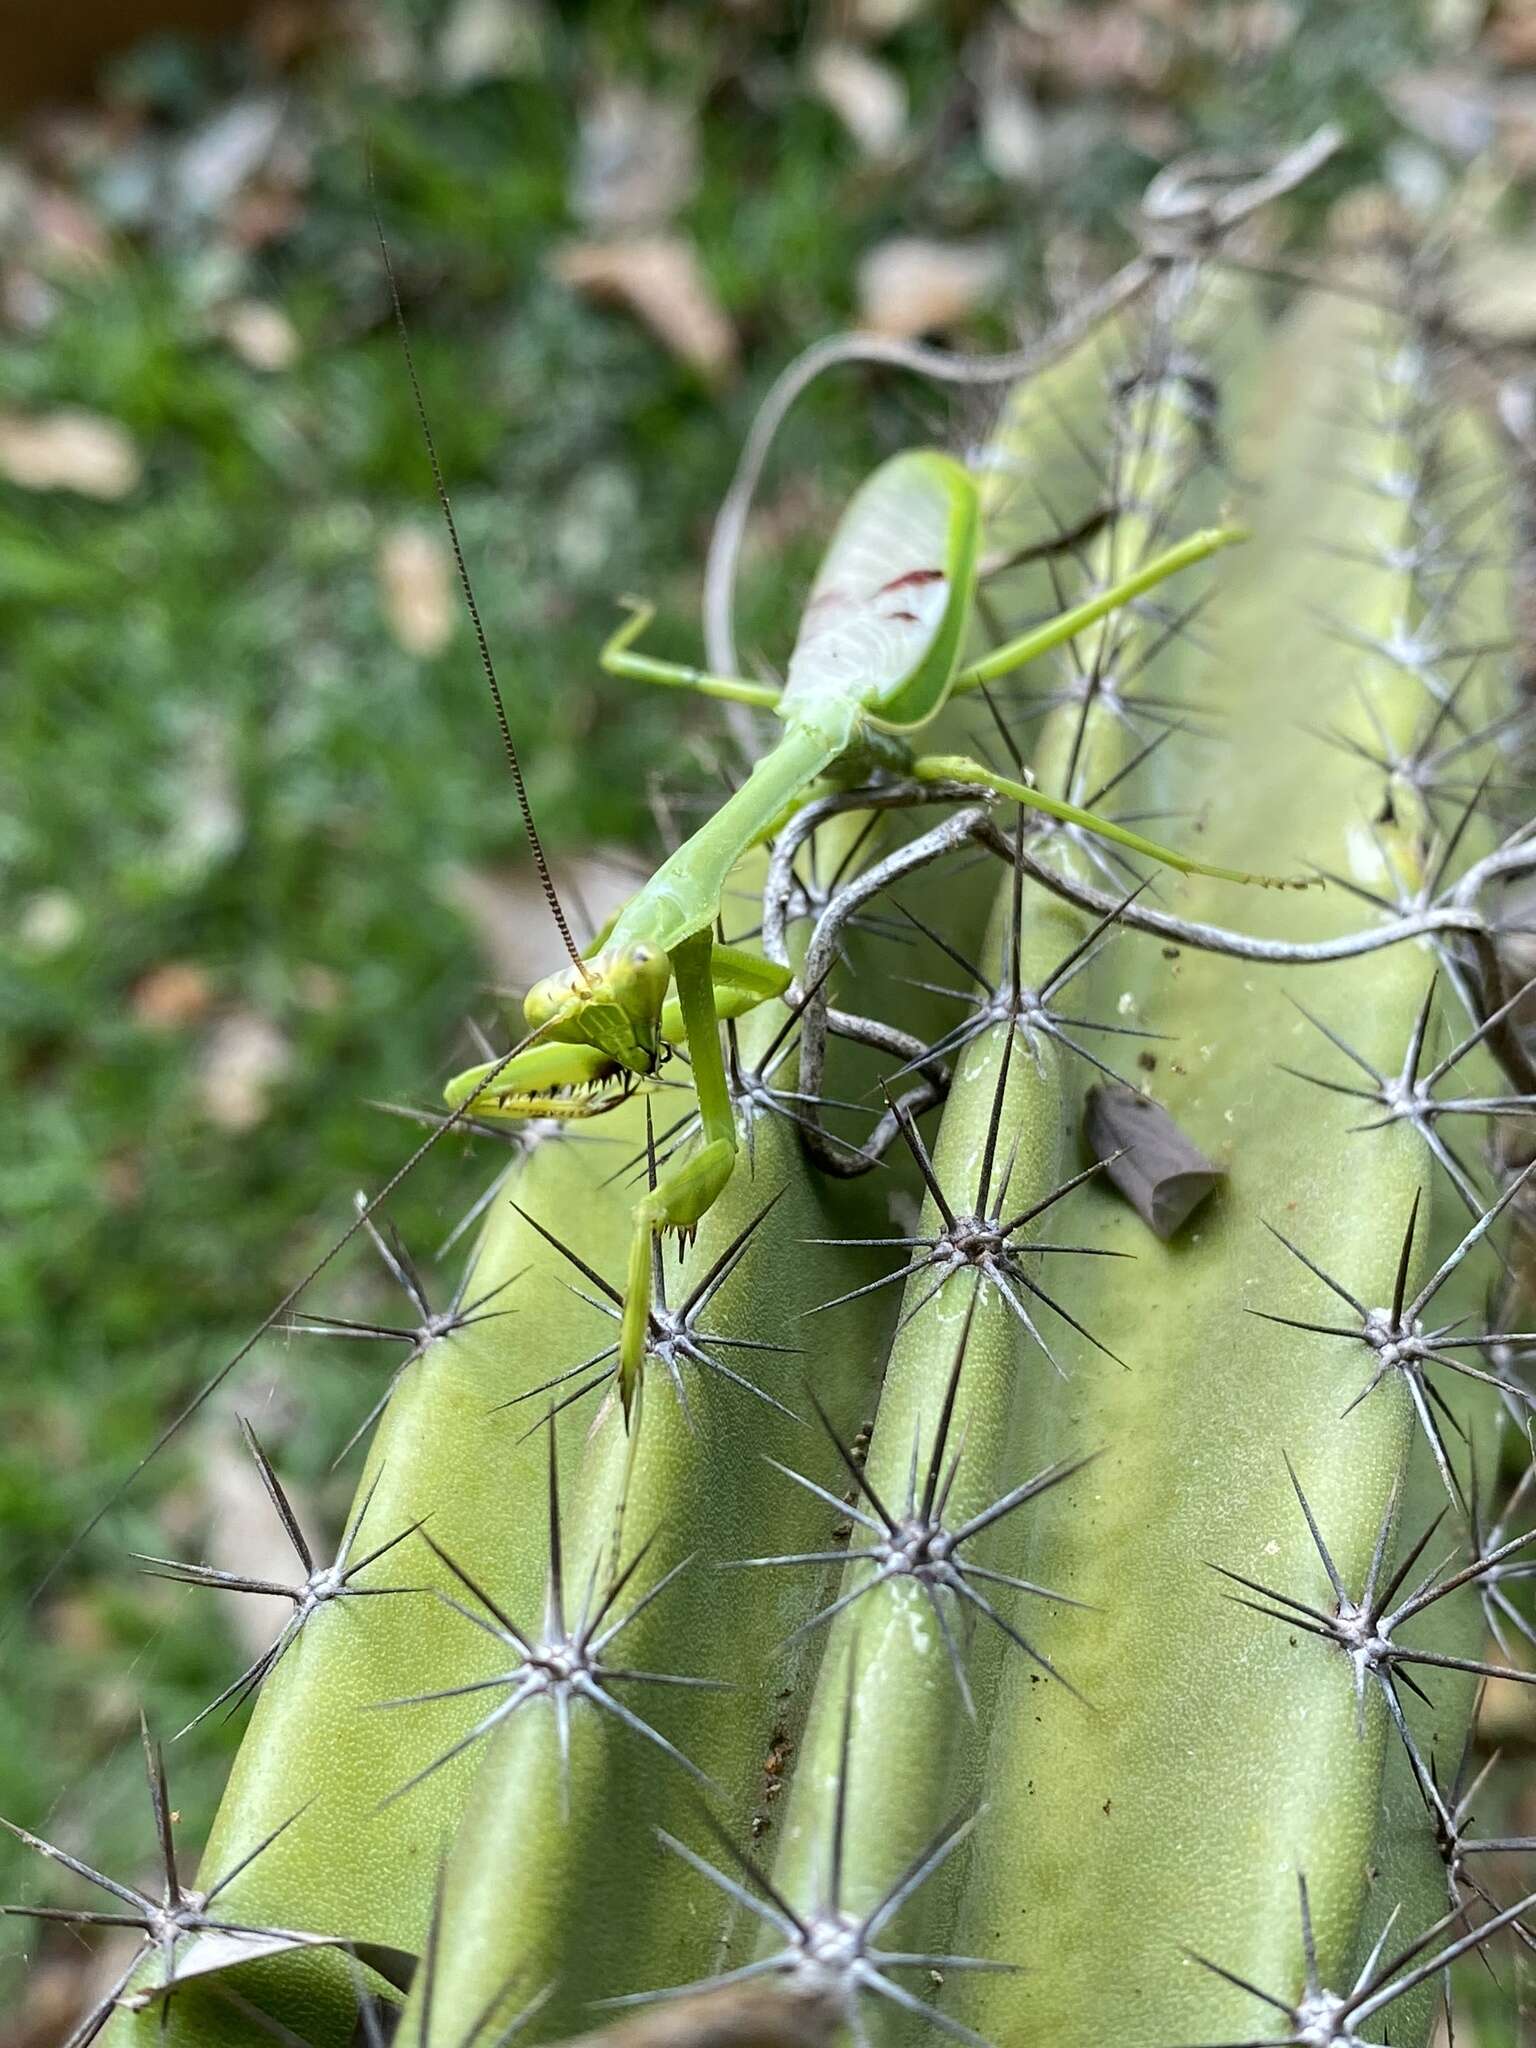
553 236 737 384
1084 1082 1224 1240
855 236 1006 338
0 407 140 498
378 520 455 658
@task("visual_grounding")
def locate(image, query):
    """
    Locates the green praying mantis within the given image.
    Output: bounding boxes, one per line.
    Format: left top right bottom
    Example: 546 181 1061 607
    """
442 444 1303 1421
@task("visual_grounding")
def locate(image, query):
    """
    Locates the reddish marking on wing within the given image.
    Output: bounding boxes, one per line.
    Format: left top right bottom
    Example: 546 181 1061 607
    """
889 610 920 624
877 567 944 595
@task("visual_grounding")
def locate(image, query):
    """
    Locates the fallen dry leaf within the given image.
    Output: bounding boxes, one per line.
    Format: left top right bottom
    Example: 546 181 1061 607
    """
333 0 422 91
163 717 242 881
855 235 1006 337
226 183 308 253
1385 67 1497 159
809 41 908 156
2 266 60 333
1010 3 1174 91
1202 0 1298 62
0 408 140 498
295 963 343 1012
28 182 113 276
378 520 455 657
1488 0 1536 67
971 24 1045 184
216 297 301 372
438 0 546 85
850 0 927 33
1456 237 1536 343
198 1009 293 1131
132 962 215 1031
173 95 286 219
571 83 698 232
98 1153 144 1211
18 888 83 953
1495 77 1536 178
553 235 737 383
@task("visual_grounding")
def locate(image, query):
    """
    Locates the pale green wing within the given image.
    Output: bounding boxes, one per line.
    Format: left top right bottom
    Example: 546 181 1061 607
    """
781 447 980 737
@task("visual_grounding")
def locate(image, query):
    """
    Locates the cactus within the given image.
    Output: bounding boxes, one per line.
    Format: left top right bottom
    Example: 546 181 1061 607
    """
15 185 1536 2048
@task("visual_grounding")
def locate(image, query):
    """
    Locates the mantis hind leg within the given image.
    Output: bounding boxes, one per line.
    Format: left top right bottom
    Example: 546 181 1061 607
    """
919 522 1311 889
618 930 741 1421
907 752 1310 889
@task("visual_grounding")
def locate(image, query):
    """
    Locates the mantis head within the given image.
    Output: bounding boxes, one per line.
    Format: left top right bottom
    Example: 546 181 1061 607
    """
524 942 672 1075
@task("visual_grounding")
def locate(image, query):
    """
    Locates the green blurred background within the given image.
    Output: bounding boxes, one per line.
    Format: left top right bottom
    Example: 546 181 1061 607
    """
4 0 1534 2039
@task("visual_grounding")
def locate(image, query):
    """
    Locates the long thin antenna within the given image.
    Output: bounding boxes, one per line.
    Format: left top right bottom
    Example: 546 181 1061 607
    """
368 160 586 975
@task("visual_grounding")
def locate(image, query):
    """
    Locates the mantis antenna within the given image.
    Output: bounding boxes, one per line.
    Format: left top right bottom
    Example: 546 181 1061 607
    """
368 167 587 978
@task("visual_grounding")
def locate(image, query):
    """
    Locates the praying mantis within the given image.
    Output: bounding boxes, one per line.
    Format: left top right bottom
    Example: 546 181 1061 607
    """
441 443 1303 1420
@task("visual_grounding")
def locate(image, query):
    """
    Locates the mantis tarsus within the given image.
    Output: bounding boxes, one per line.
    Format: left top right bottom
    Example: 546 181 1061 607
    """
442 446 1305 1421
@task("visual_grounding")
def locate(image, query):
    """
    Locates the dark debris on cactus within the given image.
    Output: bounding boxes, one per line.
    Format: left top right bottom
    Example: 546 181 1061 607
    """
374 1422 725 1806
